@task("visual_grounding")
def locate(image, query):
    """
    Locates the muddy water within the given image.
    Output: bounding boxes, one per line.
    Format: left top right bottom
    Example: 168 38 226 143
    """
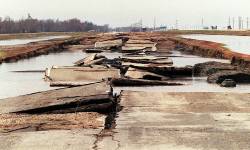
182 34 250 55
0 36 69 46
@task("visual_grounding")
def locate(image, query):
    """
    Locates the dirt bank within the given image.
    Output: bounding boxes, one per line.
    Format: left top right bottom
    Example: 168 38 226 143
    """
170 37 250 68
0 37 83 63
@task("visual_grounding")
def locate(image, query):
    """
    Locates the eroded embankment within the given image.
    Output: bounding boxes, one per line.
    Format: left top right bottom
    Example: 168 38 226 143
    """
0 37 83 63
169 37 250 67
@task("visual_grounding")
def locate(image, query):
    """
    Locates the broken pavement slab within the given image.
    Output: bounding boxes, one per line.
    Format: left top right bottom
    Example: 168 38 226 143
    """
121 56 173 65
126 39 155 44
122 62 172 68
95 39 123 50
110 78 183 86
45 66 120 82
0 82 113 114
122 39 157 53
125 67 168 80
74 53 97 66
129 65 193 77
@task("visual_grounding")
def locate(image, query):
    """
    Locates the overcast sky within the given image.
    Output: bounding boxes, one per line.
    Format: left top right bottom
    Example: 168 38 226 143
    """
0 0 249 28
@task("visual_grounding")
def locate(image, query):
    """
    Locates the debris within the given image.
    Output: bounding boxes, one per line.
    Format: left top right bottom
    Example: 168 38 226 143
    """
124 67 168 80
0 82 113 114
74 53 97 66
122 62 170 68
129 65 193 77
220 79 237 87
74 54 108 66
95 39 123 50
110 78 184 86
207 70 250 84
122 56 173 65
45 66 120 82
122 39 157 53
85 48 104 53
193 61 237 76
50 81 103 87
121 46 147 53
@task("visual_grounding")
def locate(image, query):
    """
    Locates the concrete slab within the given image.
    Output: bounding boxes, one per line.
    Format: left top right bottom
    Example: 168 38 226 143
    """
122 62 172 67
125 67 168 80
106 91 250 150
95 39 123 49
0 82 110 114
45 66 120 82
0 129 101 150
126 39 154 44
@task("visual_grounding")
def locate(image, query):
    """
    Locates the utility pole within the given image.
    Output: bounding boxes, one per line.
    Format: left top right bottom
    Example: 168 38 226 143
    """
238 16 242 30
153 17 156 31
175 19 178 29
242 19 244 30
140 19 143 32
201 17 204 29
232 17 235 29
228 17 231 26
247 17 249 29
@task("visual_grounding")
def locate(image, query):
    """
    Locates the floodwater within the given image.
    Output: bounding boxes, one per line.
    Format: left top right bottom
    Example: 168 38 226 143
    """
0 48 249 99
0 36 69 46
114 51 250 94
182 34 250 55
0 51 84 99
114 77 250 94
170 51 229 67
0 51 122 99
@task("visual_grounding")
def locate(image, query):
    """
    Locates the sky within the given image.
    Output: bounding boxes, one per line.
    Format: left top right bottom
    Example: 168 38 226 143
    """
0 0 249 28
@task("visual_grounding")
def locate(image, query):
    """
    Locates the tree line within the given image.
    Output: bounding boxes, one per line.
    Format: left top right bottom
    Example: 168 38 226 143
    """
0 15 109 34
